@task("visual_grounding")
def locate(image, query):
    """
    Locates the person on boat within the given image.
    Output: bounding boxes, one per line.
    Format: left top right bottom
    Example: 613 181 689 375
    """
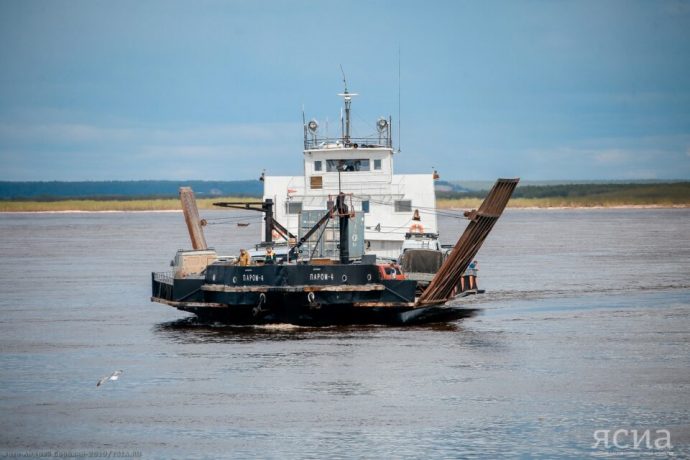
264 246 276 265
466 260 478 290
409 209 424 233
238 249 250 266
459 260 479 292
385 262 397 277
379 262 403 280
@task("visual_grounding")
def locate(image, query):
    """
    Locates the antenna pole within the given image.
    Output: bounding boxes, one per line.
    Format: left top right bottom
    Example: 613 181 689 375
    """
340 65 351 144
338 65 357 146
344 95 352 144
302 104 307 149
398 46 401 153
337 192 349 264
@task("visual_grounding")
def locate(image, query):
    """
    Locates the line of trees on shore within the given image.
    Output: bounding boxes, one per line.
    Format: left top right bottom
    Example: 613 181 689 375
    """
1 180 688 203
0 180 263 200
438 182 690 202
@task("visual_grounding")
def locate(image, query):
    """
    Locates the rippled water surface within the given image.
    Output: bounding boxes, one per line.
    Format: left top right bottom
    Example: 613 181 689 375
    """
1 209 689 458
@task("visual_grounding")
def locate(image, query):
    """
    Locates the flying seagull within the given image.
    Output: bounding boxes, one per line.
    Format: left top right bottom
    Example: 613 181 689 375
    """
97 370 123 387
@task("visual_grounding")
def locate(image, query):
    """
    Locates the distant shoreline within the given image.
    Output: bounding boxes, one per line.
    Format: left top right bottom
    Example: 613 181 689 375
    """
0 209 184 214
1 202 688 213
0 196 246 213
2 182 688 212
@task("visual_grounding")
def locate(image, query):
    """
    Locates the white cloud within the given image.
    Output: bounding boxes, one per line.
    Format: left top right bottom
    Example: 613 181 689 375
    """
0 122 139 143
0 119 303 180
2 119 689 181
520 145 689 180
593 150 630 164
0 121 298 145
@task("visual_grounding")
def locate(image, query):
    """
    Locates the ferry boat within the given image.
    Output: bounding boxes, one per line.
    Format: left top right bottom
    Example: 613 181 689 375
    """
150 80 518 325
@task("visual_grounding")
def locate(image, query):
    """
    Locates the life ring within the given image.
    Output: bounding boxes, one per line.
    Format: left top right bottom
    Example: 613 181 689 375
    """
409 223 424 233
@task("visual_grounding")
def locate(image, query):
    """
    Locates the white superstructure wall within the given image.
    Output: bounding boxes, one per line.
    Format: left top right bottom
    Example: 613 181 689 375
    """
263 145 437 259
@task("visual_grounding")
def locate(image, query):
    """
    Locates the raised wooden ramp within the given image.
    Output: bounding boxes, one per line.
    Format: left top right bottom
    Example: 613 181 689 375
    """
416 178 519 306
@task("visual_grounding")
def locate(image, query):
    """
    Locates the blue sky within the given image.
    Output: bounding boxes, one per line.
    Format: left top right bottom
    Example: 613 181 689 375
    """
1 0 689 181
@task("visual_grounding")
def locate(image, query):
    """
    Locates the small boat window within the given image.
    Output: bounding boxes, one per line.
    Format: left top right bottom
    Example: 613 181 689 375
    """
361 200 370 213
314 160 322 172
374 159 382 170
326 159 370 172
394 200 412 213
287 202 302 214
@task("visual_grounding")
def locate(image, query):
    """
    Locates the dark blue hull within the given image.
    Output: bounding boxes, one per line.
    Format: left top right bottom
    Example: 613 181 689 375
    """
151 263 478 326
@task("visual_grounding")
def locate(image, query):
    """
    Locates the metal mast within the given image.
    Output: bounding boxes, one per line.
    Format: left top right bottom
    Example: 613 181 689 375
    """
337 192 349 264
338 66 357 145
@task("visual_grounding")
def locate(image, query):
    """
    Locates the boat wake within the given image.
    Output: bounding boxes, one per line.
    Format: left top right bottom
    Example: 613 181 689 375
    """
460 283 690 307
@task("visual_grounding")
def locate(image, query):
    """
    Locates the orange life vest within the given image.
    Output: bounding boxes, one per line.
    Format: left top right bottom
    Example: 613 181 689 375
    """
377 264 406 280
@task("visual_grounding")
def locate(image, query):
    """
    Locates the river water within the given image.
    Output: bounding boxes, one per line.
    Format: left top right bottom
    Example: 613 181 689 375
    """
0 209 688 459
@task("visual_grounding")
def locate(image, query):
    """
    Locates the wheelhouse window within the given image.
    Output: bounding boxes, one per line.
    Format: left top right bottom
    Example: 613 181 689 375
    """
314 160 322 172
326 159 370 172
394 200 412 213
361 200 370 213
374 159 382 170
287 201 302 214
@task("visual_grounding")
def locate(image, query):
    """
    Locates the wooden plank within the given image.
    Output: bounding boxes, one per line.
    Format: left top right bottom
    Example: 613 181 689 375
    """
152 296 414 309
200 284 386 293
201 285 270 293
352 302 415 308
179 187 208 250
416 178 518 304
151 297 227 308
414 299 449 306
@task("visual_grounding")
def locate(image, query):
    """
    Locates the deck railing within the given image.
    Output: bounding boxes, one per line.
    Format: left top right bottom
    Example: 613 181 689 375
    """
153 271 174 285
304 136 392 150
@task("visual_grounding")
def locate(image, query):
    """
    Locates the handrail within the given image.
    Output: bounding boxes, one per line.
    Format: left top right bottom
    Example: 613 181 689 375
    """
153 271 173 285
304 136 392 150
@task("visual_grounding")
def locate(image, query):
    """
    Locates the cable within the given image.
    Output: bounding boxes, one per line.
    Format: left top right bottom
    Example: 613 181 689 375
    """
204 215 264 226
352 194 468 220
308 218 330 260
